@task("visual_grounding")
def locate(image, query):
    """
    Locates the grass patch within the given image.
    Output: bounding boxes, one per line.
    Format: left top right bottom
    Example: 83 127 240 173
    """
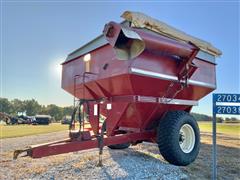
0 123 68 139
1 121 239 139
198 122 240 136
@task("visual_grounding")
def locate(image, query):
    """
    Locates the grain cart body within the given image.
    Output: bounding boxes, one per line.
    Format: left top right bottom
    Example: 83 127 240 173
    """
14 11 221 166
61 22 218 135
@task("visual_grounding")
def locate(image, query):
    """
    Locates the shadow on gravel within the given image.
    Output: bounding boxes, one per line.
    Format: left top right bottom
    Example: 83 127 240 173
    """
106 146 187 179
107 140 240 180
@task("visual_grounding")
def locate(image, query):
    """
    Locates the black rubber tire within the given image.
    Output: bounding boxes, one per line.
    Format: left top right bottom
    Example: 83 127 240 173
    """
108 143 130 149
157 111 200 166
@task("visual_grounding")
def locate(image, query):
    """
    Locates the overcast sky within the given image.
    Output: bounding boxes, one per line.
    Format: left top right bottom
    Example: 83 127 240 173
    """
1 1 239 116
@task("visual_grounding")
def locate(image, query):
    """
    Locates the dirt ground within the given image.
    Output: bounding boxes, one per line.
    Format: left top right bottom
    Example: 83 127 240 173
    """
182 133 240 180
0 131 239 180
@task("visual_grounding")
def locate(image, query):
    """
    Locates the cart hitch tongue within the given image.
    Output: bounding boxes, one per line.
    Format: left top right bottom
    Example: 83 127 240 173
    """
13 148 32 160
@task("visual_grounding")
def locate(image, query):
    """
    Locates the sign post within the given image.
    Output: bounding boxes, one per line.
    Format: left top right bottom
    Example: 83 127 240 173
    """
212 93 240 180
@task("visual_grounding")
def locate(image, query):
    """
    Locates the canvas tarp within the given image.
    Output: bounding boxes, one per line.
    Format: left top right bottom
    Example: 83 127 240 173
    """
121 11 222 57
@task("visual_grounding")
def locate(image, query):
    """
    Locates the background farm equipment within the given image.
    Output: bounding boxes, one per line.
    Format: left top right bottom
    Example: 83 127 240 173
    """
61 116 71 125
14 11 221 166
32 115 51 125
17 115 33 124
0 112 32 125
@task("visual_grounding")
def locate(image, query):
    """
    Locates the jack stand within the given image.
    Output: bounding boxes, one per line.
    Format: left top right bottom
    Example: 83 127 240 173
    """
97 148 103 167
97 121 106 167
97 135 104 167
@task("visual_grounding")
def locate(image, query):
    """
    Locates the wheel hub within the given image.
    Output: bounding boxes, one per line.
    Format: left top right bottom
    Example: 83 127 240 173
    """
179 133 185 144
179 124 195 153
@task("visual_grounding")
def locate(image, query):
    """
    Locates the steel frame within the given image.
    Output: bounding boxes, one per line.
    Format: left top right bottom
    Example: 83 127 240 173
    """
15 131 155 159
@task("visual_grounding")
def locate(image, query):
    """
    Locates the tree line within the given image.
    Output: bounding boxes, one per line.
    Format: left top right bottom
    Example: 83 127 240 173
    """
191 112 239 123
0 97 239 122
0 98 73 121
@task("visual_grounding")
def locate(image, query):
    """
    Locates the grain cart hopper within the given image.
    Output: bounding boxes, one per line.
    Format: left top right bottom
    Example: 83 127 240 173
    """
14 11 221 166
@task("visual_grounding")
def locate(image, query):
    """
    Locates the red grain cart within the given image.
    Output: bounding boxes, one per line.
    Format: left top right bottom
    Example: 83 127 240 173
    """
14 11 221 166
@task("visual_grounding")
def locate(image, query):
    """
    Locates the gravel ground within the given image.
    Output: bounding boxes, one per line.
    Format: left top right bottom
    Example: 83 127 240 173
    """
31 148 188 180
0 131 188 180
1 131 69 153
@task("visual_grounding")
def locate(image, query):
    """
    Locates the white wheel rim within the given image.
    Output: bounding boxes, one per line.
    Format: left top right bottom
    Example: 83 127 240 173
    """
179 124 195 153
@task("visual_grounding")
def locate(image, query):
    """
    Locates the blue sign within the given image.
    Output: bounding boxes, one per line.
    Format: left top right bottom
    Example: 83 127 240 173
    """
213 93 240 103
212 93 240 180
213 93 240 115
214 105 240 115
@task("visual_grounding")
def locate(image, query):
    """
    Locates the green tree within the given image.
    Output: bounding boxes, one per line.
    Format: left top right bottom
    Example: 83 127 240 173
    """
39 105 47 114
225 117 239 123
46 104 63 121
230 117 239 122
216 117 224 123
225 117 231 122
63 106 74 116
191 112 212 121
11 99 25 115
23 99 41 116
0 98 12 114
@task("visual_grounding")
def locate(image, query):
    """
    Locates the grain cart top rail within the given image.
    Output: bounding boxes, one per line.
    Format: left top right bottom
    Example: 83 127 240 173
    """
14 11 221 166
65 11 221 63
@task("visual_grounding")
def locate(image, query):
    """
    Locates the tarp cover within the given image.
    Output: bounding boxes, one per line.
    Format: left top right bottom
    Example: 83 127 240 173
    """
122 11 222 56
